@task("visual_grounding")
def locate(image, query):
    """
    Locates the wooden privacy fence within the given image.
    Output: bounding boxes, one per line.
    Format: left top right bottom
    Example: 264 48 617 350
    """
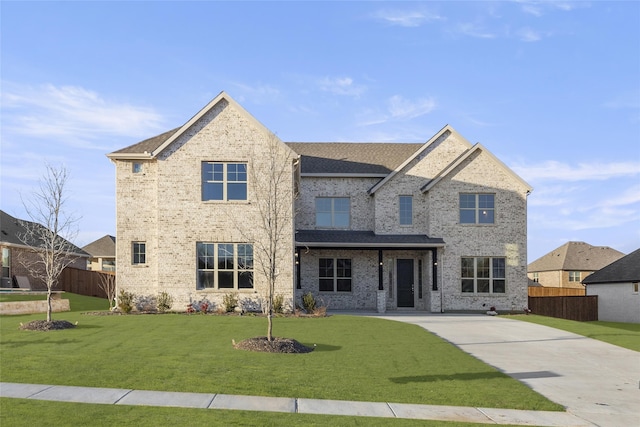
58 267 114 299
528 296 598 321
528 287 585 297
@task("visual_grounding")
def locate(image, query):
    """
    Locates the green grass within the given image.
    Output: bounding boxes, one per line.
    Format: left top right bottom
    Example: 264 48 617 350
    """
511 315 640 352
0 398 527 427
0 295 561 412
0 293 47 302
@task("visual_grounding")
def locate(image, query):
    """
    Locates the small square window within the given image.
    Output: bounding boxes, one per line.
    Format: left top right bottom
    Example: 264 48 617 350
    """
133 163 143 174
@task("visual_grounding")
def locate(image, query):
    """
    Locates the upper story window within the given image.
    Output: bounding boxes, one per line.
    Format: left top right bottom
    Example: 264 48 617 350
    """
461 257 505 294
568 271 581 282
316 197 350 228
460 194 494 224
132 163 143 174
197 242 253 290
532 272 539 283
399 195 413 226
132 242 146 265
202 162 247 201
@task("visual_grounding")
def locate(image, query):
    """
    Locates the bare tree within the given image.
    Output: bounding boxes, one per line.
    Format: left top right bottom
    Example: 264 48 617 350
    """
234 135 298 341
97 272 117 310
18 164 80 322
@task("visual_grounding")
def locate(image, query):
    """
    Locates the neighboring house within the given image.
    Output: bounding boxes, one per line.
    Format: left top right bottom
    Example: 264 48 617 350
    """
0 210 89 289
107 92 532 313
583 248 640 323
528 242 624 289
83 235 116 272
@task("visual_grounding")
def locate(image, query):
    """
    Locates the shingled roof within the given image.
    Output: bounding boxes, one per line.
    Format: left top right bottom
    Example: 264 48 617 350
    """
286 142 422 175
528 241 624 273
582 248 640 285
0 210 88 256
82 235 116 258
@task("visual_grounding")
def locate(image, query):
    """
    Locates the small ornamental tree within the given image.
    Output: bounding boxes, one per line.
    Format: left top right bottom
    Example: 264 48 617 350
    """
232 134 297 341
18 164 81 322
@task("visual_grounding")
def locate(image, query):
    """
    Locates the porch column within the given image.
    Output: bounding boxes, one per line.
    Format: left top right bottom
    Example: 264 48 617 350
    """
378 250 383 290
295 248 301 289
431 248 438 291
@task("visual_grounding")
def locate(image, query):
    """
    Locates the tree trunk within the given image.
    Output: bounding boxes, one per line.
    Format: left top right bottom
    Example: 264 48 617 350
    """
46 287 53 322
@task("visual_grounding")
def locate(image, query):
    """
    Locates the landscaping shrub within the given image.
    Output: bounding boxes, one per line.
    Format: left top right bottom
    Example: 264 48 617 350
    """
117 290 135 313
156 291 173 313
301 292 316 314
272 294 284 314
222 293 238 313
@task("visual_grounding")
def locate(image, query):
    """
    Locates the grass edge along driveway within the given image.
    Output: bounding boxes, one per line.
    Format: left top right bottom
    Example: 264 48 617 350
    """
1 298 561 412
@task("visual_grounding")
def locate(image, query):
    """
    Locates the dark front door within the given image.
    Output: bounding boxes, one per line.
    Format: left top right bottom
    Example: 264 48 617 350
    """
397 259 414 308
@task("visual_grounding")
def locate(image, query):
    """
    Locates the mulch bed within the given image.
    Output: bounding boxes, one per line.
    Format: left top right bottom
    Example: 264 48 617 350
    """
233 336 315 354
19 320 76 331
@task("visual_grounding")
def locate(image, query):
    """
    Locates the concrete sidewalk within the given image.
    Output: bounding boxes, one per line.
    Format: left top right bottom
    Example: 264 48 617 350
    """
1 381 593 426
373 313 640 427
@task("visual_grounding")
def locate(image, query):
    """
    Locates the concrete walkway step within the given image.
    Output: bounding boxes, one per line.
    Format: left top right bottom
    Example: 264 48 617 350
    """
0 382 594 426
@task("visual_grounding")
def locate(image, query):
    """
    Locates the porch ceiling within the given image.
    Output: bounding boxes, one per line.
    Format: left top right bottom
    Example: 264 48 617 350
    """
295 230 445 249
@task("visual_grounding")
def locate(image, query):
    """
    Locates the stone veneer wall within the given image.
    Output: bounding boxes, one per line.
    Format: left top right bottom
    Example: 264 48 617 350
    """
115 101 295 311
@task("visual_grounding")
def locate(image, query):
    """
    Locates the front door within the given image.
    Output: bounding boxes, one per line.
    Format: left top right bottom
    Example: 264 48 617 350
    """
397 259 414 308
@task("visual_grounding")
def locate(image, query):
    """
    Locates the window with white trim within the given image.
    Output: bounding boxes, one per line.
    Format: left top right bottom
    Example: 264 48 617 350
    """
532 272 539 282
315 197 350 228
399 195 413 226
461 257 505 293
568 271 581 282
132 242 146 265
197 243 253 290
132 163 143 174
202 162 247 201
319 258 352 292
460 194 494 224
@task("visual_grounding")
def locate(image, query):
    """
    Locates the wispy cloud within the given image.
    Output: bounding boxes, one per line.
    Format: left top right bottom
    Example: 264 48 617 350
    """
317 76 366 97
455 22 497 39
356 95 437 127
388 95 437 120
516 0 588 16
513 160 640 182
231 82 281 104
372 9 444 27
1 82 165 146
517 27 543 42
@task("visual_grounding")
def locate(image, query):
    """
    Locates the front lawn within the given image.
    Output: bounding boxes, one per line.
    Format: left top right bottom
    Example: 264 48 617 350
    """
511 315 640 351
0 299 561 411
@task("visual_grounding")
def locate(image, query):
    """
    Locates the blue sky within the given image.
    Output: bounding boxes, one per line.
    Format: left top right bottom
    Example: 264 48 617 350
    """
1 1 639 262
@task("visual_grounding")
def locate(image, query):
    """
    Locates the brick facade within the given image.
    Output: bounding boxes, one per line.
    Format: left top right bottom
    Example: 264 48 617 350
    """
110 93 531 313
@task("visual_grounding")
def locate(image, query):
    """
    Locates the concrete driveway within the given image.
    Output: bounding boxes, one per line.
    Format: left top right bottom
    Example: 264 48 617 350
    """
374 313 639 427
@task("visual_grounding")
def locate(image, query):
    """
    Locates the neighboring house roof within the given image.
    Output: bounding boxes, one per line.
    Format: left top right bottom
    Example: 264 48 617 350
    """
528 241 625 273
0 210 89 257
82 235 116 258
296 229 445 248
582 248 640 285
286 143 422 176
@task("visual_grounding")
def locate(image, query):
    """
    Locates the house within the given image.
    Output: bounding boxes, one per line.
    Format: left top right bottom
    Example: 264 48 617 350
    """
527 242 624 289
107 92 532 313
82 235 116 272
582 249 640 323
0 210 89 289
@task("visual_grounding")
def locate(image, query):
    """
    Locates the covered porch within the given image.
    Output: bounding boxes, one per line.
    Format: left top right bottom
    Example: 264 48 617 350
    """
295 230 445 312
